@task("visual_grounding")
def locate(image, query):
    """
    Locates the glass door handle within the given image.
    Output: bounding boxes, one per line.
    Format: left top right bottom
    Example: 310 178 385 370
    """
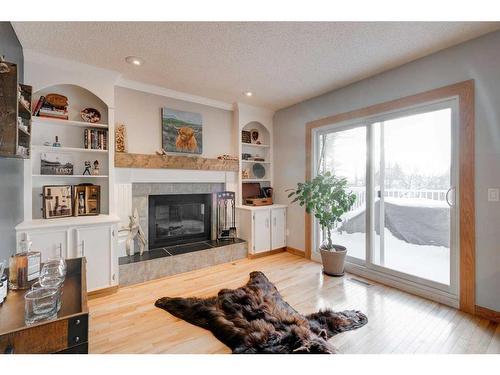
445 187 456 207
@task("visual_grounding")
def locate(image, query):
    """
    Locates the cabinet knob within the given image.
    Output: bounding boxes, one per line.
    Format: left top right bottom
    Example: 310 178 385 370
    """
75 319 81 325
74 336 80 343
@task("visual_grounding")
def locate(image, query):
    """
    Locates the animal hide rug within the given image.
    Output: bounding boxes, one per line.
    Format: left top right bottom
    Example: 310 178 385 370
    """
155 271 367 354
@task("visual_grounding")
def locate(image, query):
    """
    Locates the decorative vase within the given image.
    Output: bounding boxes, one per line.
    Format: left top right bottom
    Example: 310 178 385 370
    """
320 245 347 277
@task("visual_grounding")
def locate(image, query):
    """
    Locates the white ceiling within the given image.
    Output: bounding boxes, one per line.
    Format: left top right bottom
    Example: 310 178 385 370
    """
12 22 500 110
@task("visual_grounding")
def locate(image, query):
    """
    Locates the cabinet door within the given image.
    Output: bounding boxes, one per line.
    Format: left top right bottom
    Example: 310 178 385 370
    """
75 226 112 292
20 230 69 262
271 208 286 250
253 209 271 253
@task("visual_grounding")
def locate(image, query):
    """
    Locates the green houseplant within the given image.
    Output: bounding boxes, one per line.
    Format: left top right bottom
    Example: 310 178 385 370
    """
288 172 356 276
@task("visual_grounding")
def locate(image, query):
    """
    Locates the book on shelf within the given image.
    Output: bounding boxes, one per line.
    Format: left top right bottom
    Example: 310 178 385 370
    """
34 95 69 120
84 128 108 150
32 96 45 116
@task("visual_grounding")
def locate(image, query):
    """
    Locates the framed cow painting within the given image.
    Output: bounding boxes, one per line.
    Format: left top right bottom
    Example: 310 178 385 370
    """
161 107 203 154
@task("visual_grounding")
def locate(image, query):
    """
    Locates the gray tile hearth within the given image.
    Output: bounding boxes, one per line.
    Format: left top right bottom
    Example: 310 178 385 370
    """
119 239 247 286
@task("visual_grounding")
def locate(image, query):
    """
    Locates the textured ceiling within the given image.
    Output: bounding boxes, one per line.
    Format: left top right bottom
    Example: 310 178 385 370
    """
12 22 500 110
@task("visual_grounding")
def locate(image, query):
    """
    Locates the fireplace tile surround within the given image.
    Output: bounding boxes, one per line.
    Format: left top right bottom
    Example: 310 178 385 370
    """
131 182 225 252
119 182 247 286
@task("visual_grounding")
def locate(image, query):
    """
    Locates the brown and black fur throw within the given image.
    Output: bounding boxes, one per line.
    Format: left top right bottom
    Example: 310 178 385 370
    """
155 271 367 354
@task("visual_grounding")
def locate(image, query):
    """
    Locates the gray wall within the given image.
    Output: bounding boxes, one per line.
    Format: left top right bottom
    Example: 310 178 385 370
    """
274 30 500 311
0 22 24 261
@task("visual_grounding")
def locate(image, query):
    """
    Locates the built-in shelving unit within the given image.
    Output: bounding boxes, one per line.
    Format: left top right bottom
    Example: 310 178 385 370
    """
241 143 270 148
240 121 272 191
33 116 109 129
32 174 109 178
23 83 113 220
241 160 271 164
234 104 275 205
32 145 109 154
241 178 272 183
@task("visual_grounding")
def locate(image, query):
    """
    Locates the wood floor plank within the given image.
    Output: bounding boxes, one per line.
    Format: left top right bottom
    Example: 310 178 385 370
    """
88 252 499 354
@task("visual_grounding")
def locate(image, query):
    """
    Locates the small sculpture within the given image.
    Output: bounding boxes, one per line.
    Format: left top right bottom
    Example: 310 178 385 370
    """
83 161 92 175
92 160 100 175
155 148 167 156
115 123 126 152
126 208 147 256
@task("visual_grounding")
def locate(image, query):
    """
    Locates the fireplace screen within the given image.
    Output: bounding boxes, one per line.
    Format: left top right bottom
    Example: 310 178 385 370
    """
148 194 212 249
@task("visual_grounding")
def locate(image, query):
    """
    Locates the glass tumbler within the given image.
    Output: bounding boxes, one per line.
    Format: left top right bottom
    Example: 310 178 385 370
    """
45 257 67 278
31 281 61 311
25 288 58 325
40 262 65 285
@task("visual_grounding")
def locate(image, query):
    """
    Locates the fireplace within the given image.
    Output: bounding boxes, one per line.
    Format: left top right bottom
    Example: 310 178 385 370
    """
148 193 212 249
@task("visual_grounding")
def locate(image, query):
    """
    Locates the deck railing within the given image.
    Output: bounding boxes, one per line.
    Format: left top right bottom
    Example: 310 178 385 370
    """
347 187 447 212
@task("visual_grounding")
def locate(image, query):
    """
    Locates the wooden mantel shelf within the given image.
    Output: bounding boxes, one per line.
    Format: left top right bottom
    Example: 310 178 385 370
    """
115 152 239 172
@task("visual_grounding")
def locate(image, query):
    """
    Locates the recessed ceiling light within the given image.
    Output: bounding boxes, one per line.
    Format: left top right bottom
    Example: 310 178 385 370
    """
244 91 253 97
125 56 144 66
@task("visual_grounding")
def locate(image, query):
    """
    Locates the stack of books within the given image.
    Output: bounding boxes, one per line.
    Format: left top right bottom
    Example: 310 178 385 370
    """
33 95 69 120
84 128 108 150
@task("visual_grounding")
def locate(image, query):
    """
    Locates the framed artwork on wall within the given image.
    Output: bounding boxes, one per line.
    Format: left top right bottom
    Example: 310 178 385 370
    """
161 107 203 154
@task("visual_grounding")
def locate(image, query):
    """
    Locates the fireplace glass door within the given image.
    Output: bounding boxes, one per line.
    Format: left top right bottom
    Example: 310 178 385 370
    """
148 194 212 249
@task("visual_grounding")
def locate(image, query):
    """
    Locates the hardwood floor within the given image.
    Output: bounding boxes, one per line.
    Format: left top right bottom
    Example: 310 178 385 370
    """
88 252 500 354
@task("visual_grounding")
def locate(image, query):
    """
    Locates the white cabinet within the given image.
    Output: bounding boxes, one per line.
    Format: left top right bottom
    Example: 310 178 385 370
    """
237 205 287 255
15 215 119 292
253 209 272 253
19 229 70 263
271 207 286 250
75 225 116 292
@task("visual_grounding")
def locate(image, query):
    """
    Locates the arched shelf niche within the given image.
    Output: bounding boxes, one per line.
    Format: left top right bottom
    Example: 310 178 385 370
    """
242 121 270 146
33 83 109 124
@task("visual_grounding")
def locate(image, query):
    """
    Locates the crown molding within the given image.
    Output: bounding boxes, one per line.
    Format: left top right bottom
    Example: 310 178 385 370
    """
116 78 234 111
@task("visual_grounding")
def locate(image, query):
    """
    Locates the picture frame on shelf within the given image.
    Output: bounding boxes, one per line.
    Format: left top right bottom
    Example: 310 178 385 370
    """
40 151 74 175
241 130 251 144
42 185 73 219
73 184 101 216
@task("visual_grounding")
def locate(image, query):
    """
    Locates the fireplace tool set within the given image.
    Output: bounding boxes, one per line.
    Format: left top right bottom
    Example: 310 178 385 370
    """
216 191 237 241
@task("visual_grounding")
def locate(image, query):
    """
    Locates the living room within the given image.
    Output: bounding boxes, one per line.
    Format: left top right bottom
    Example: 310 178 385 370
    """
1 1 499 372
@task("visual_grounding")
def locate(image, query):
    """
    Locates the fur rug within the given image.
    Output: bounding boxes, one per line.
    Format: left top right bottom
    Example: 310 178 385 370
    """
155 271 367 354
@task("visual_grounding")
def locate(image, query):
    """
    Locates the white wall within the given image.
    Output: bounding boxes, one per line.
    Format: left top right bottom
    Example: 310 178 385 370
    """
24 49 119 107
273 30 500 311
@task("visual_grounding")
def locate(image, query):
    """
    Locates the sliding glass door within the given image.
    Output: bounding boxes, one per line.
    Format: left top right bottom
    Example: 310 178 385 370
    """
312 99 458 294
313 126 367 263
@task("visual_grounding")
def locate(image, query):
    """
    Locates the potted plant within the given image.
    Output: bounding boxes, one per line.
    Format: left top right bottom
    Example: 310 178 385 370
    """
287 172 356 276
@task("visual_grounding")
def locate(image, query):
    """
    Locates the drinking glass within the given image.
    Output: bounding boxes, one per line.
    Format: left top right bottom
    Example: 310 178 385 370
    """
24 288 58 325
45 257 67 278
40 262 65 286
31 281 61 311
